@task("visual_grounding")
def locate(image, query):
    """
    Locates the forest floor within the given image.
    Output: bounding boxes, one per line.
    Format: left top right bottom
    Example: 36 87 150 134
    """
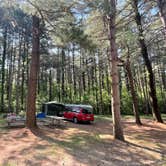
0 115 166 166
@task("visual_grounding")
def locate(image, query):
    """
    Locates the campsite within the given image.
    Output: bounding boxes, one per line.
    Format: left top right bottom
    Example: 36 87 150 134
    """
0 0 166 165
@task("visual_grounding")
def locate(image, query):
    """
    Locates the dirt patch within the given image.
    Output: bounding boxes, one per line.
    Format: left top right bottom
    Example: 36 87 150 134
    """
0 118 166 166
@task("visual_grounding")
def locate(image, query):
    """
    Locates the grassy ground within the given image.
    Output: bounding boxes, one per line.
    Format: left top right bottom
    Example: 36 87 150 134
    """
94 114 166 121
0 114 166 166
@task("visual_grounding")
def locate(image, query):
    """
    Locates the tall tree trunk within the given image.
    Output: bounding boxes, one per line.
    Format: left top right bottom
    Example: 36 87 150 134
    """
91 57 96 106
125 45 142 125
94 57 99 114
57 48 61 102
21 36 28 110
144 66 151 114
26 42 30 87
119 69 122 103
161 62 166 90
109 0 124 141
1 26 7 112
72 44 76 97
98 56 103 114
126 62 142 125
82 55 86 96
61 49 65 101
106 48 112 114
68 49 73 102
157 0 166 37
124 69 130 92
21 40 26 110
7 41 14 112
124 48 142 125
21 59 25 110
26 15 40 128
132 0 163 123
79 53 83 102
86 60 91 94
16 34 22 114
49 69 52 101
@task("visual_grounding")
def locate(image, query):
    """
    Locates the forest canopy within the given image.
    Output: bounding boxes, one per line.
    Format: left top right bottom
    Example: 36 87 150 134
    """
0 0 165 135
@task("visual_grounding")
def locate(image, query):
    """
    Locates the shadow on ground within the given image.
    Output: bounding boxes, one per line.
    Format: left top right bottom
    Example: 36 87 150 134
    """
0 118 166 166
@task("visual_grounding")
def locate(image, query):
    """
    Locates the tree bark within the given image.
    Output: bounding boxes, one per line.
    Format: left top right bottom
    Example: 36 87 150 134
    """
98 56 104 114
72 44 76 97
16 34 22 114
124 45 142 125
94 57 99 114
26 15 40 128
61 49 65 101
7 43 13 113
82 58 86 93
1 26 7 112
21 39 26 110
109 0 124 141
157 0 166 37
106 48 112 114
124 57 142 125
49 69 52 101
57 47 61 102
132 0 163 123
79 52 83 102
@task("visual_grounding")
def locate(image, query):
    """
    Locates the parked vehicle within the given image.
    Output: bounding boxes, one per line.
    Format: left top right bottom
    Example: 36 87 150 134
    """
41 101 65 117
63 104 94 123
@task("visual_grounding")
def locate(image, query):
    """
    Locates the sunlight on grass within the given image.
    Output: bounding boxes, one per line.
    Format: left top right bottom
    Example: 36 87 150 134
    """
161 114 166 120
95 114 166 121
49 134 102 152
94 115 112 121
0 114 165 166
0 115 8 133
99 134 113 140
1 160 18 166
0 118 5 125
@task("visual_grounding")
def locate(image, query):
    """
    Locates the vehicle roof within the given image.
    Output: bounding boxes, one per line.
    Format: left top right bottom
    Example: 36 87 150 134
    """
43 102 93 109
44 101 64 105
45 101 58 104
65 104 93 109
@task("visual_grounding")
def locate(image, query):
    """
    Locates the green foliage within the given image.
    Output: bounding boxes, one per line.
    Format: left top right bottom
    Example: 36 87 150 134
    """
121 87 133 115
0 0 165 120
156 88 166 113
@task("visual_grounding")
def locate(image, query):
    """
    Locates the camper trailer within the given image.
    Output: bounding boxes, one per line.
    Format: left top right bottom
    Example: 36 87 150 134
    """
42 101 65 117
